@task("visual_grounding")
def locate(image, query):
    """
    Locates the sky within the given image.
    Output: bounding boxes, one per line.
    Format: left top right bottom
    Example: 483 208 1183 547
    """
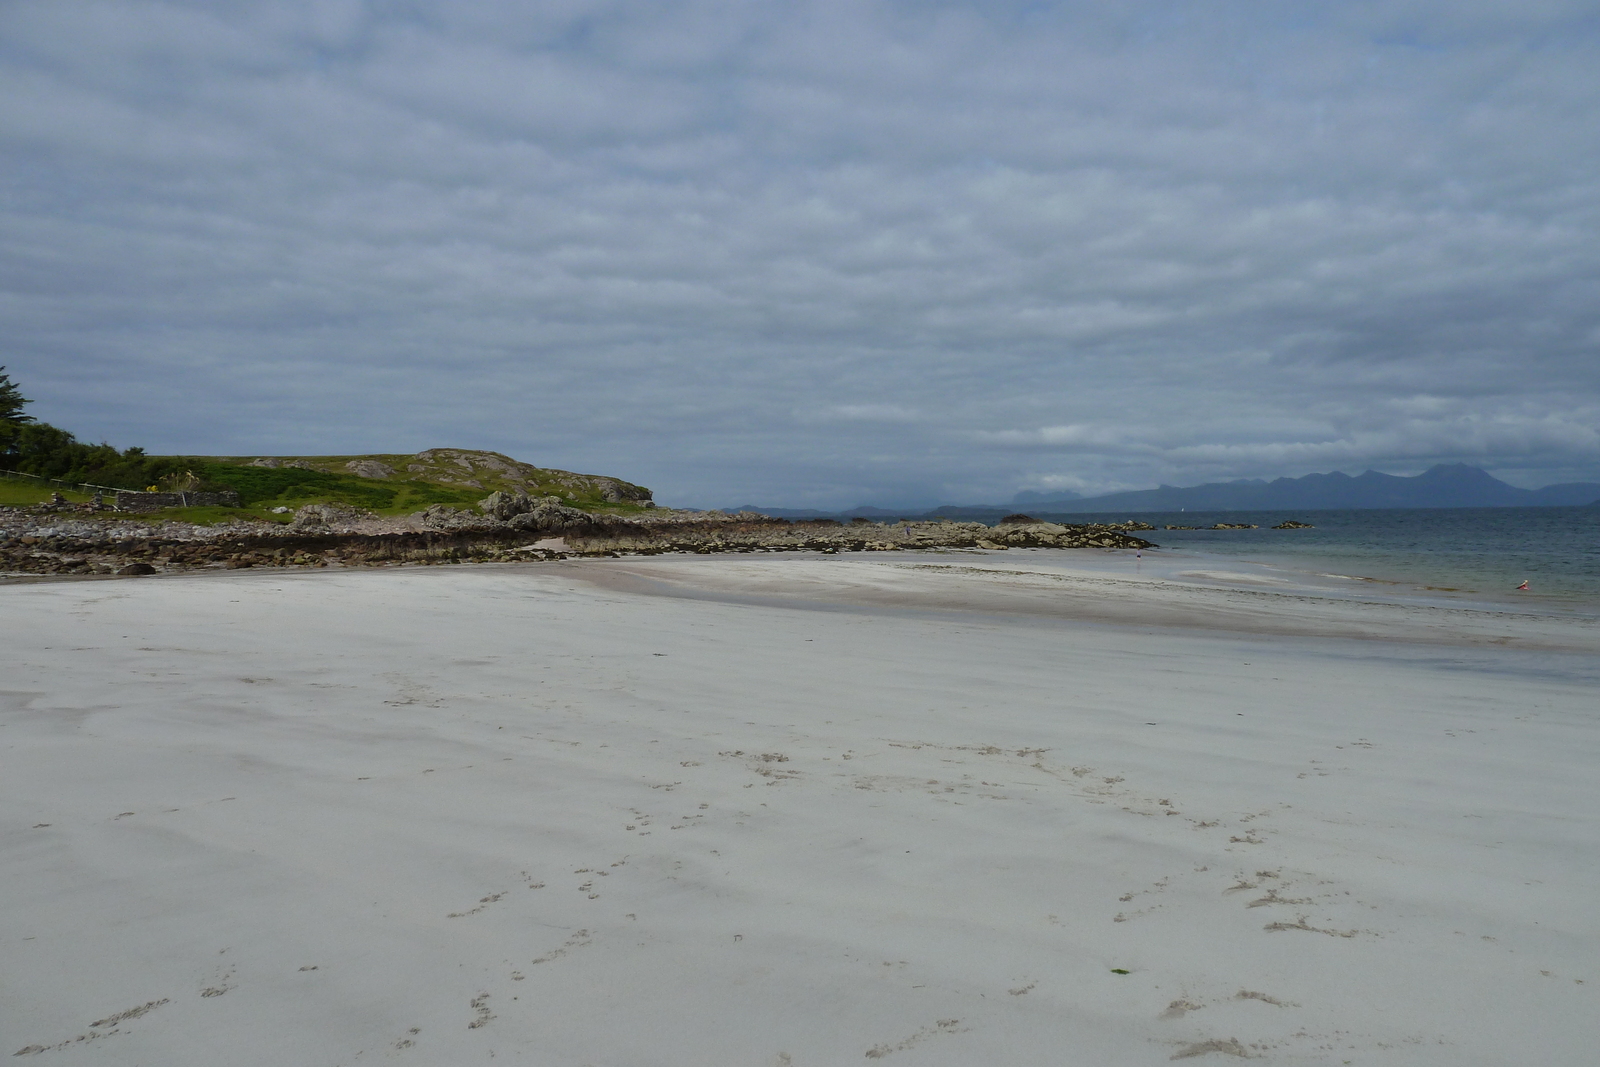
3 0 1598 509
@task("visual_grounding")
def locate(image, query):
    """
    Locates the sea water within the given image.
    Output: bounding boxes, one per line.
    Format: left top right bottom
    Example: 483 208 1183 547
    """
1033 505 1600 611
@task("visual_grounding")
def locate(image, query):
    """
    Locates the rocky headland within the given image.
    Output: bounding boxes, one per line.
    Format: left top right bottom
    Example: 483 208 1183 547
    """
0 491 1157 578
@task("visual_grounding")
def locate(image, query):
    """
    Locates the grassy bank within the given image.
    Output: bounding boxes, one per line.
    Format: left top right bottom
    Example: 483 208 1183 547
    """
0 478 92 506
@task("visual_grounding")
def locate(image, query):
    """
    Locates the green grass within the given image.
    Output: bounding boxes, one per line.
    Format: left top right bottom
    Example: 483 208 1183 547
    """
195 451 651 511
7 450 658 521
188 462 485 513
0 479 93 506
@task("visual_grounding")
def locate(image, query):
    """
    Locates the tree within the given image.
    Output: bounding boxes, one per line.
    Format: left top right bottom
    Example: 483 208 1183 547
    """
0 366 34 459
0 366 31 425
0 367 198 487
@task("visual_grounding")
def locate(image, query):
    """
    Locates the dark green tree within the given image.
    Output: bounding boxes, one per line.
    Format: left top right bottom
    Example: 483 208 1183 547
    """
0 367 189 486
0 366 31 425
1 366 34 459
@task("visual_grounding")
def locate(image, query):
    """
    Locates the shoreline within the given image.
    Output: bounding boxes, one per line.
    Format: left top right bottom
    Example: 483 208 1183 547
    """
562 553 1600 654
10 547 1595 648
10 499 1594 609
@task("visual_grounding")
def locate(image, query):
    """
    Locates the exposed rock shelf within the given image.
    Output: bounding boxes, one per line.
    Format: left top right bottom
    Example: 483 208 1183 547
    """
1 503 1155 577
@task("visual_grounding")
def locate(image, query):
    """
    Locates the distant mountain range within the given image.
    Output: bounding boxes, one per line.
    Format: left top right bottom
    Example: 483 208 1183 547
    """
1005 464 1600 513
722 464 1600 518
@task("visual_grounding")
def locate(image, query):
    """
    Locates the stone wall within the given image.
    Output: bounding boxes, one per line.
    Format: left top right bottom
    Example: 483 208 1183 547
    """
114 490 241 512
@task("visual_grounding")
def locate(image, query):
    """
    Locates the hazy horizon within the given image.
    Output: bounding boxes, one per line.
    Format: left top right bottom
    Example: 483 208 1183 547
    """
716 461 1600 513
5 1 1598 509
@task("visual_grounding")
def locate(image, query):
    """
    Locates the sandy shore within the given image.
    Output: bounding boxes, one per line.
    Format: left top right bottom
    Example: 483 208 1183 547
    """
3 555 1597 1064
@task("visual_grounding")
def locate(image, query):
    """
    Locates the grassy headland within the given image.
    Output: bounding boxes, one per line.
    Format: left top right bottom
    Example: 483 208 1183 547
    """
189 449 652 515
7 448 655 523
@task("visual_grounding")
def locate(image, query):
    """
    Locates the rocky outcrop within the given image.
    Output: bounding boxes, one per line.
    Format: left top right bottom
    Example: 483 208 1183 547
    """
508 502 596 533
344 459 396 479
1272 520 1314 529
565 515 1156 556
290 504 377 529
479 490 599 533
412 449 653 505
983 521 1154 549
0 503 1157 578
478 490 536 520
248 458 318 470
418 504 479 530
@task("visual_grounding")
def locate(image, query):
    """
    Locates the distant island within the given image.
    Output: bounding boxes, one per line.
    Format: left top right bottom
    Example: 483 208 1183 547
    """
729 463 1600 518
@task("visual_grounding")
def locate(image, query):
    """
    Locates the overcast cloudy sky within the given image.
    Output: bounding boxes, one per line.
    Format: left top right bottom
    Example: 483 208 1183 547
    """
4 1 1598 507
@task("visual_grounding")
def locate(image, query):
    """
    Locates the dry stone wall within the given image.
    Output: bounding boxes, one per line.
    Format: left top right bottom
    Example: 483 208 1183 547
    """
114 490 241 512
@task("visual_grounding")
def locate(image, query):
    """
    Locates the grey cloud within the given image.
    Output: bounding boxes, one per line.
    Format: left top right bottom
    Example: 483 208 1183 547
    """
2 1 1597 507
799 403 922 424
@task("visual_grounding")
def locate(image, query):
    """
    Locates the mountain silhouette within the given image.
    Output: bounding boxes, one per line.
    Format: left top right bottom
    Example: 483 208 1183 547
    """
722 464 1600 518
1007 464 1600 513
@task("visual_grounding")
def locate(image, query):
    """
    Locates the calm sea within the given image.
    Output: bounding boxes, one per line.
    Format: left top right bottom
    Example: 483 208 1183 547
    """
1032 505 1600 609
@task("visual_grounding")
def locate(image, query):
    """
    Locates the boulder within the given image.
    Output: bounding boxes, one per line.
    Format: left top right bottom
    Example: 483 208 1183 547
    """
118 562 157 576
599 481 653 504
479 490 535 520
507 499 593 533
418 504 500 531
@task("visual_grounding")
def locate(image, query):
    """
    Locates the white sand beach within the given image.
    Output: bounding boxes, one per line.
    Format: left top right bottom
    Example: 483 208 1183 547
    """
3 553 1597 1065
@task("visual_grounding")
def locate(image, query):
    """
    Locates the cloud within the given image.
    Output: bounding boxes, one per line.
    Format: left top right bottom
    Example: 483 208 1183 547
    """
975 425 1133 449
806 403 920 423
2 0 1598 506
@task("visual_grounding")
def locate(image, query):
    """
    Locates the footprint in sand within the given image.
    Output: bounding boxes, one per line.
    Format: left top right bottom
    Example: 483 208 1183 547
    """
1170 1037 1249 1059
1264 916 1360 938
12 998 171 1056
90 1000 170 1027
200 964 235 998
531 929 593 965
1246 888 1311 909
1162 990 1295 1021
447 891 506 918
864 1019 967 1059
